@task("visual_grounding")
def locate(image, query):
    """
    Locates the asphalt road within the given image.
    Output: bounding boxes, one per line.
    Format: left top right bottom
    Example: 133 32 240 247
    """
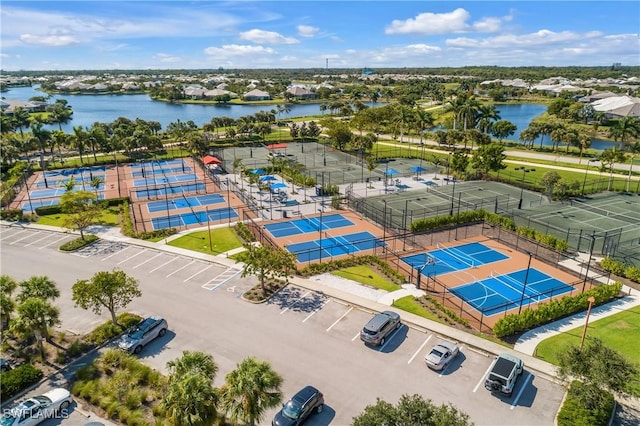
1 226 566 426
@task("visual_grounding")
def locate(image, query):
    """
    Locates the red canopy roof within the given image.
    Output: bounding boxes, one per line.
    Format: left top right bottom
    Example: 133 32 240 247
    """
267 143 287 150
202 155 221 165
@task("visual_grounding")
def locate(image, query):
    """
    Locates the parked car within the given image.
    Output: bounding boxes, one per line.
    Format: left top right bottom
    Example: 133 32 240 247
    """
0 358 12 371
272 386 324 426
1 388 73 426
484 353 524 396
360 310 401 346
118 315 168 354
425 340 460 371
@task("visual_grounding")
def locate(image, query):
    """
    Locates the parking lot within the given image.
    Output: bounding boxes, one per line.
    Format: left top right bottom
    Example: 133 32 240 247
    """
1 225 565 425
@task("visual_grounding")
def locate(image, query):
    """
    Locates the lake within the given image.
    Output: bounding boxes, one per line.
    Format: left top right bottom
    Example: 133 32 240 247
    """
2 85 616 149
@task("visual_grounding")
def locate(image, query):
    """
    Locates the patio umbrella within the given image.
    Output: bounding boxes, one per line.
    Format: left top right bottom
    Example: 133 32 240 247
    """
260 175 277 182
251 168 266 175
270 182 288 190
410 165 426 179
202 155 221 165
385 168 400 176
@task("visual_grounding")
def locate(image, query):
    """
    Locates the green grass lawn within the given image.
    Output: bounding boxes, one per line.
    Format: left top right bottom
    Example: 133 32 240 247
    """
535 305 640 366
167 227 243 255
392 296 440 322
331 265 401 292
37 206 119 227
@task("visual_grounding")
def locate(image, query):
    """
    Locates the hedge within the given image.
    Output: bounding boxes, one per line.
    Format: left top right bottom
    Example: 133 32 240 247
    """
119 201 175 240
557 381 614 426
85 313 143 345
59 234 99 251
600 257 640 283
0 364 44 401
493 282 622 337
0 208 25 221
34 205 62 215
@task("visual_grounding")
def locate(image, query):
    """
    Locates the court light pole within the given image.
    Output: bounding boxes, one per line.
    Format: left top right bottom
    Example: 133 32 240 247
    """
164 183 170 228
581 158 599 196
582 233 596 292
226 177 231 225
518 252 533 314
515 166 535 210
23 169 34 213
206 206 213 252
382 200 388 252
449 177 456 216
318 206 324 263
580 296 597 350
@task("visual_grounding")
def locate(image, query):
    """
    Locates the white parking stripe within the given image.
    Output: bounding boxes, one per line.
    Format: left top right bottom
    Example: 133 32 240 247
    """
352 331 360 341
184 265 211 282
132 253 163 269
474 362 496 393
510 374 532 409
280 291 311 314
408 335 432 364
118 249 146 264
24 232 51 247
102 246 130 261
149 256 177 273
10 232 39 245
303 299 330 322
327 307 353 332
4 229 29 241
439 346 464 377
379 326 401 352
167 259 195 277
39 235 69 249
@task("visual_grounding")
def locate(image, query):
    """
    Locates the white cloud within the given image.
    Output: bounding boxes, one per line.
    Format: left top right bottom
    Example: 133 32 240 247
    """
19 34 80 46
446 29 602 49
204 44 276 57
385 8 470 34
239 29 298 44
154 53 182 63
472 17 502 33
297 25 319 38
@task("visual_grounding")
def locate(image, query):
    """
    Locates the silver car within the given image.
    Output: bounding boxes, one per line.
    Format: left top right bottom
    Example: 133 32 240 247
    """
118 316 168 354
1 388 73 426
425 340 460 371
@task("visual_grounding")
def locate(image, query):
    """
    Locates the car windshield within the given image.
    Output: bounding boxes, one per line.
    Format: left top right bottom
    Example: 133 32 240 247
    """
1 413 17 426
281 401 301 419
32 396 52 405
430 348 444 358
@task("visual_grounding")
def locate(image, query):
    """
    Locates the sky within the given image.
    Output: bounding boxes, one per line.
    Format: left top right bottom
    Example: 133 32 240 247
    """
1 1 639 71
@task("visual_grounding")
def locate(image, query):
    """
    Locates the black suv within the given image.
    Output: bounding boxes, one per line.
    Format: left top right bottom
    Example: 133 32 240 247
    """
272 386 324 426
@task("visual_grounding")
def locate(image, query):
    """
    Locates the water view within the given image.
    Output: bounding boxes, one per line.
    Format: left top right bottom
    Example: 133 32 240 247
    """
2 85 617 150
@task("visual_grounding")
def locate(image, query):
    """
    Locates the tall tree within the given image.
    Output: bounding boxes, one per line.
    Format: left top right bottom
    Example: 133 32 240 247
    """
11 298 60 358
18 276 60 303
475 104 501 134
59 190 101 239
239 244 296 294
219 357 283 426
470 143 507 176
11 107 31 138
72 269 142 325
608 116 640 150
0 275 18 327
599 148 627 190
490 120 517 144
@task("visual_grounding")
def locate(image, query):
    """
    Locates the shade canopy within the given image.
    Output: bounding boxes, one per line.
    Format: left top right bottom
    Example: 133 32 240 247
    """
410 166 426 172
385 168 400 176
260 175 277 182
202 155 221 165
251 168 266 175
267 143 287 150
270 182 288 189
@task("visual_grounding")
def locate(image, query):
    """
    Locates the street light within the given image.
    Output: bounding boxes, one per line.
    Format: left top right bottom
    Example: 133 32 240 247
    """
449 176 456 216
518 252 533 314
581 158 599 196
582 233 596 292
580 296 597 350
318 206 324 263
515 167 535 210
23 169 34 213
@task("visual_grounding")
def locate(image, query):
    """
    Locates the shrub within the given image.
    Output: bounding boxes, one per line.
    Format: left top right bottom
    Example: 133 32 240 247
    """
59 234 99 251
234 221 255 242
600 257 626 276
103 197 130 207
557 381 614 426
34 205 62 215
0 364 44 401
86 313 142 345
625 265 640 282
0 208 24 221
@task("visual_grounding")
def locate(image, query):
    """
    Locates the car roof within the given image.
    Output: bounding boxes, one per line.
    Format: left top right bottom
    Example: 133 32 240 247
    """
291 386 319 404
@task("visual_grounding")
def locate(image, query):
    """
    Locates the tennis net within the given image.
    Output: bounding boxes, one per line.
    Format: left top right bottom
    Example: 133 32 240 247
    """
437 243 475 268
571 200 640 223
299 212 323 232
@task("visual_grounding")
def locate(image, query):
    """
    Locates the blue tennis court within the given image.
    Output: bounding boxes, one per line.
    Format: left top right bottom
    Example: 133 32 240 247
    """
22 199 59 212
131 166 191 178
133 173 198 187
131 159 184 169
43 166 107 177
147 194 225 213
151 207 239 230
36 174 106 188
401 242 509 277
286 231 384 262
134 183 205 199
265 214 354 238
29 185 105 199
451 268 574 316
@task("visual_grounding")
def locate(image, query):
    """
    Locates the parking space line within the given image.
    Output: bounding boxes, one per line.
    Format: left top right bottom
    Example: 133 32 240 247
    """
118 249 146 264
102 246 131 261
184 265 211 282
303 299 330 323
379 327 402 352
510 374 532 409
4 229 29 241
474 362 495 393
439 346 464 377
352 331 361 341
150 256 178 272
93 243 123 256
39 235 69 249
326 307 353 332
10 232 39 245
24 232 51 247
204 268 243 291
132 252 163 269
167 259 195 277
280 291 311 314
408 335 432 364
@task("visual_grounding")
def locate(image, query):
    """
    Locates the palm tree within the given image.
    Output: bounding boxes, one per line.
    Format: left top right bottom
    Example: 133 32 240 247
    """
72 125 89 164
624 141 640 192
30 123 52 169
61 176 76 193
11 298 60 358
90 176 104 197
12 107 31 138
163 351 219 426
475 104 501 133
47 100 73 131
17 276 60 303
0 275 18 327
608 116 640 150
219 357 283 426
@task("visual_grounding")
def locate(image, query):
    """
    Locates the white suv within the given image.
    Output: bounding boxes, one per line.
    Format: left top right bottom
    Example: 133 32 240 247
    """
118 316 168 354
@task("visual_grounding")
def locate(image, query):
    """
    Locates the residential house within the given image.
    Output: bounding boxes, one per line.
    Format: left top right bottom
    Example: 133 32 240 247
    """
243 89 270 101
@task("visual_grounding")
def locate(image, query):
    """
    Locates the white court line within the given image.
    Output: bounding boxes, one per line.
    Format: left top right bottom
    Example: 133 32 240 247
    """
118 249 146 264
303 299 330 322
132 253 163 269
40 235 69 249
326 307 353 332
439 346 464 377
167 259 195 277
10 232 39 245
184 265 211 282
408 335 432 364
510 374 532 410
24 232 51 247
149 256 178 273
280 291 311 314
473 361 495 393
102 246 130 261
